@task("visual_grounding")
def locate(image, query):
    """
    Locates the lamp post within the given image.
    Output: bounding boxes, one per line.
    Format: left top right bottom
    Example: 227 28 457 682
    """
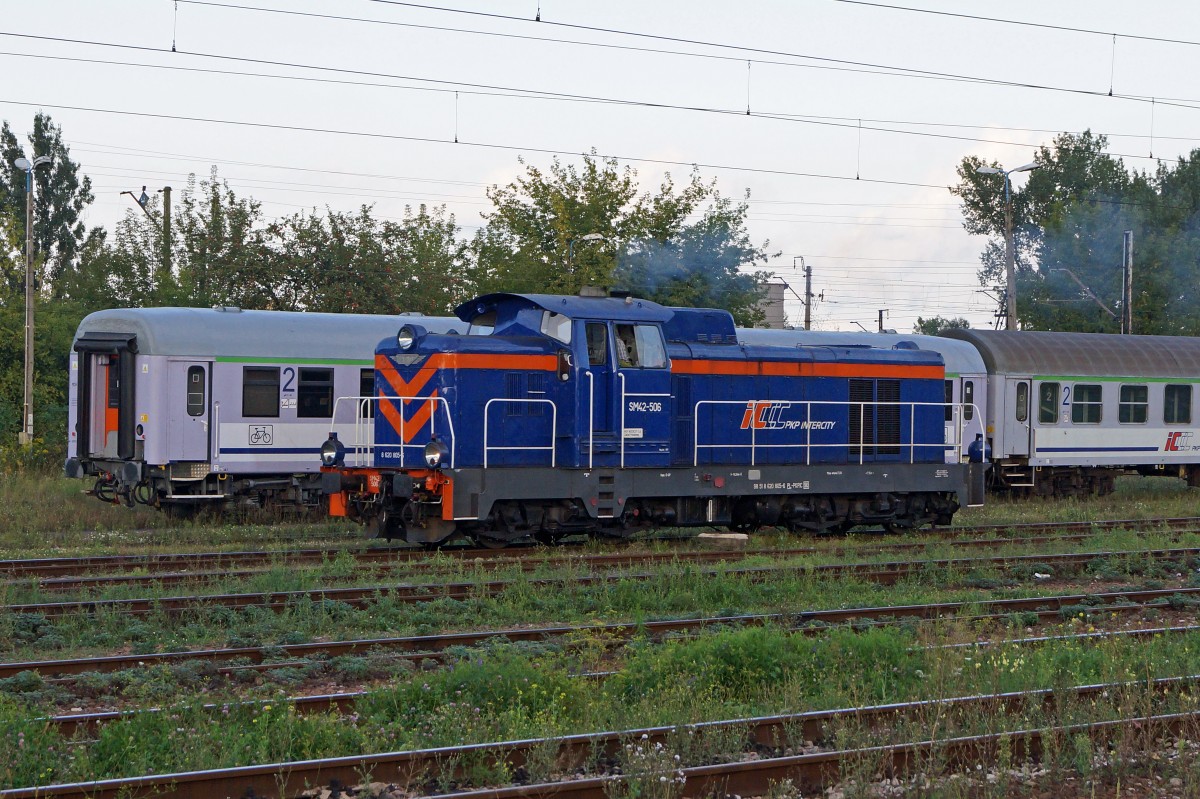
567 232 606 288
977 161 1039 330
13 154 51 446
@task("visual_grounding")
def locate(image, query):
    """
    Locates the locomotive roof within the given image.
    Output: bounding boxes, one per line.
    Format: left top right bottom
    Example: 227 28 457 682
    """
737 328 986 375
940 328 1200 378
74 307 460 359
455 293 673 324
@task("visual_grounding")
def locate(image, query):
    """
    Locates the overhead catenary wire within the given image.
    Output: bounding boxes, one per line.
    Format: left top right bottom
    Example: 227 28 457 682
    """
0 48 1184 168
0 97 950 190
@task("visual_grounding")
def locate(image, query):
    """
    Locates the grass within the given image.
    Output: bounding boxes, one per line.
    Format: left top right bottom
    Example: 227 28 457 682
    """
4 473 1200 791
7 624 1200 789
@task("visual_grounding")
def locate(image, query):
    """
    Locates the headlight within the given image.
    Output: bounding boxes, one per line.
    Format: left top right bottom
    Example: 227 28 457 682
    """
423 438 450 468
320 433 346 467
397 325 417 350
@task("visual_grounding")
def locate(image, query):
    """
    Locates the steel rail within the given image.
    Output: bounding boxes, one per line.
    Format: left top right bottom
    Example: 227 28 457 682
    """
6 583 1200 680
7 682 1199 799
42 657 1200 740
2 515 1195 579
5 545 1200 619
13 525 1200 596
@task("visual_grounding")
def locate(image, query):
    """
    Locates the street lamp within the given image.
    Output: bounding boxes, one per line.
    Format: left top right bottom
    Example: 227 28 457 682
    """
566 232 606 287
13 154 51 446
977 161 1039 330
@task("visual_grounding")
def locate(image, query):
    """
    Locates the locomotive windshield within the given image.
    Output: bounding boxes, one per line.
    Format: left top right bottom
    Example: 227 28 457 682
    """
467 311 496 336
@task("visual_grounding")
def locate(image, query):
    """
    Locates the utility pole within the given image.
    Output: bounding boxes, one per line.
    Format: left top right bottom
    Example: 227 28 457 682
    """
1122 230 1133 334
977 162 1039 331
161 185 172 273
13 155 50 446
804 261 813 331
21 168 33 446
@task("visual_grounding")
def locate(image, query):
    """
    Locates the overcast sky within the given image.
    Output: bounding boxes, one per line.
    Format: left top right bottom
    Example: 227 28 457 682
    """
7 0 1200 330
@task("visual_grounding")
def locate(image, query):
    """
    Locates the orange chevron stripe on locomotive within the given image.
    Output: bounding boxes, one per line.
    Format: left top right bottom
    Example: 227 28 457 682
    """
374 352 559 444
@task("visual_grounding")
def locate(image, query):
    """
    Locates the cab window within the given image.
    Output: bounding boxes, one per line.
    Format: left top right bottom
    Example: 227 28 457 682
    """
585 323 608 367
615 324 668 369
540 311 572 344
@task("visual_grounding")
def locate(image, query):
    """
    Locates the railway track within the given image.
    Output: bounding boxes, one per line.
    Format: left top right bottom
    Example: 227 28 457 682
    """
5 584 1197 680
3 516 1194 581
5 545 1199 619
8 677 1198 799
10 524 1200 596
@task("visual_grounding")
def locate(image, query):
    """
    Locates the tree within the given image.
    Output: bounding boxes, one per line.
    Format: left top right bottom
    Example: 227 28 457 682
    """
913 316 970 335
951 131 1159 331
0 113 95 294
267 203 470 315
472 152 772 321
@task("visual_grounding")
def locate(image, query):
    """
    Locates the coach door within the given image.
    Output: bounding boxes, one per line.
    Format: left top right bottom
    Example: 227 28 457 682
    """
87 353 122 459
74 333 137 462
168 360 211 462
1004 377 1032 457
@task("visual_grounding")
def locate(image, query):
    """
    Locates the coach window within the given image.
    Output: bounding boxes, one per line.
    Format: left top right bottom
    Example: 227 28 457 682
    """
1119 384 1148 424
186 366 205 417
1166 384 1193 424
962 381 975 421
585 323 609 367
1039 382 1059 424
242 367 280 417
359 368 375 419
1072 384 1102 424
298 368 334 418
1015 382 1028 423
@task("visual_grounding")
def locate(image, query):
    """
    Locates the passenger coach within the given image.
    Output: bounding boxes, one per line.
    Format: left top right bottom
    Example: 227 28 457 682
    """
941 329 1200 496
66 307 456 512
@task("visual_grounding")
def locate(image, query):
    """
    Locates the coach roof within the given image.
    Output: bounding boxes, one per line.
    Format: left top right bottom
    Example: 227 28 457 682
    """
74 307 459 359
940 328 1200 378
455 293 674 324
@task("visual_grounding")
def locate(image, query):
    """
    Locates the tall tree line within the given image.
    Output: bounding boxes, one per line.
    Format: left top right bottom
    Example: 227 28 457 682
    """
954 131 1200 334
0 115 772 466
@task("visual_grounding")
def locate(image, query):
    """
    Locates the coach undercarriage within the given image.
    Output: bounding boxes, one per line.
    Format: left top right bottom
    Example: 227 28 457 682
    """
993 461 1121 498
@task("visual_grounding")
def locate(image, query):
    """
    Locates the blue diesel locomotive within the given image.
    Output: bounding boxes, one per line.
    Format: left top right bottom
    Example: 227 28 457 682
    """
319 292 979 545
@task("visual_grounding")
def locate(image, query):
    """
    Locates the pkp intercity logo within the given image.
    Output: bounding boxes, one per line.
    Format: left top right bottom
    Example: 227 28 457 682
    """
739 401 835 432
1165 431 1195 451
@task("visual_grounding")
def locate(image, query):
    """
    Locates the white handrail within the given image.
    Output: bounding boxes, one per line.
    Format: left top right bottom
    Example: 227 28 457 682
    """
331 394 457 469
618 372 625 468
692 400 978 467
584 370 594 470
483 398 557 468
212 402 220 466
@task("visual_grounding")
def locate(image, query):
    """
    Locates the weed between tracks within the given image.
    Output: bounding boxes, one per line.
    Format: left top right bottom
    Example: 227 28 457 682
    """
5 476 1200 793
8 622 1200 790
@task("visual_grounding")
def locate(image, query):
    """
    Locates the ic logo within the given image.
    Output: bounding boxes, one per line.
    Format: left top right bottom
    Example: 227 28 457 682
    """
1165 431 1193 451
740 401 792 430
